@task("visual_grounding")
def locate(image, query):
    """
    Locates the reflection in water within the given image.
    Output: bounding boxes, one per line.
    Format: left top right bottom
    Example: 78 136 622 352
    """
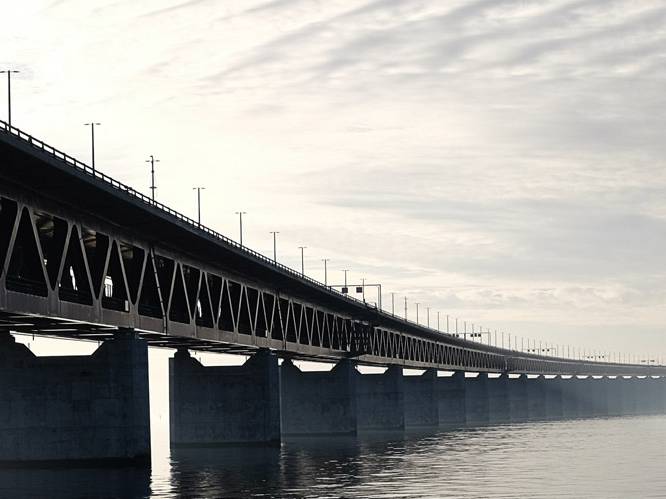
2 416 665 498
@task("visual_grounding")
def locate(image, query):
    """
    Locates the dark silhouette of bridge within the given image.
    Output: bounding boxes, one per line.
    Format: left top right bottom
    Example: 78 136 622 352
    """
0 120 663 465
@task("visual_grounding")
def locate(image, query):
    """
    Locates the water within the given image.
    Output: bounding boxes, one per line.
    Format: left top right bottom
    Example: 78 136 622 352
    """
1 416 664 498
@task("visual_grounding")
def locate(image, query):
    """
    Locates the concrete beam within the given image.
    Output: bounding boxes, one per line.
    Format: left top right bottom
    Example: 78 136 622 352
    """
280 359 357 436
169 348 280 446
0 331 150 464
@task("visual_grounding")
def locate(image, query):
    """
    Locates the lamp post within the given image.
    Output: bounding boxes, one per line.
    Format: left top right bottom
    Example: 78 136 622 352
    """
269 231 279 261
322 258 329 285
192 187 205 224
298 246 306 275
0 69 19 127
404 297 408 320
427 307 430 327
391 293 395 315
84 122 101 172
146 155 159 201
235 211 247 246
415 303 420 324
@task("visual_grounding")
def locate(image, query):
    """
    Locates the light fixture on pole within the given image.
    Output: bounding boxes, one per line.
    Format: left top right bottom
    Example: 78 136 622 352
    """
322 258 330 285
192 187 205 224
84 122 101 172
269 231 279 261
415 302 420 324
235 211 247 246
298 246 307 275
0 69 19 127
146 155 160 201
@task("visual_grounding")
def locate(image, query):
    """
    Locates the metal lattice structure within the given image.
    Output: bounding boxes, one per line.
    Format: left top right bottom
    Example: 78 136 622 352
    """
0 121 662 376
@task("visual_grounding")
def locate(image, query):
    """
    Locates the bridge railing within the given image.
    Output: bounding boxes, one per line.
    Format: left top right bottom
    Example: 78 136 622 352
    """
0 120 658 370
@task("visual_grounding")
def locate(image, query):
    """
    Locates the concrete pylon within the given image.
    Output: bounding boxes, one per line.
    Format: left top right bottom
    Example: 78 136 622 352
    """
507 374 529 422
560 376 580 419
543 376 564 420
437 371 467 426
169 348 281 446
280 359 357 436
0 331 150 464
605 377 625 417
465 373 490 425
526 376 547 420
487 374 511 423
404 369 438 428
356 366 405 431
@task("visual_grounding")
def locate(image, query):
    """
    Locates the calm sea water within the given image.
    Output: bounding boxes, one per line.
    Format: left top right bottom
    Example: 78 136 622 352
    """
0 415 664 499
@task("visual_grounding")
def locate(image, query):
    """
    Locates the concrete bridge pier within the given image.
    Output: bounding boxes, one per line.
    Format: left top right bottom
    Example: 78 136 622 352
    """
169 348 280 446
487 374 511 424
588 377 609 417
619 377 638 415
507 375 529 422
543 377 564 420
437 372 467 426
559 377 579 419
605 377 625 417
465 373 490 425
404 369 438 428
356 367 405 431
280 359 357 436
526 376 547 420
0 330 150 465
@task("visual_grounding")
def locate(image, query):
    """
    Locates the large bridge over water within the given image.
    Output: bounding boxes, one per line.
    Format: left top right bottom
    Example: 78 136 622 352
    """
0 120 664 464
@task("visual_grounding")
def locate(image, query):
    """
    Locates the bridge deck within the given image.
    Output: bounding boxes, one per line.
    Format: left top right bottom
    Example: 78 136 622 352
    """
0 120 662 376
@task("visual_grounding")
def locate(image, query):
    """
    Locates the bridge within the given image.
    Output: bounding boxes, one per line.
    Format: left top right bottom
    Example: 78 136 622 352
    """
0 120 664 464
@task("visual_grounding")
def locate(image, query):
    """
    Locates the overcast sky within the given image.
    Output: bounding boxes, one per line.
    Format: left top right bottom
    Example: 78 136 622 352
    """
2 0 665 360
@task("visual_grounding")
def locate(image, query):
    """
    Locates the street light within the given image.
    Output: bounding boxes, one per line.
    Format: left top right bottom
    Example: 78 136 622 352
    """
341 270 349 294
192 187 205 224
415 302 420 324
235 211 247 246
0 69 19 127
269 231 279 261
298 246 307 275
322 258 330 285
146 155 160 201
84 122 101 172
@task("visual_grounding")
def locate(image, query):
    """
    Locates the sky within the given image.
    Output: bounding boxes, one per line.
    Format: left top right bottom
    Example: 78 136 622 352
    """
2 0 666 361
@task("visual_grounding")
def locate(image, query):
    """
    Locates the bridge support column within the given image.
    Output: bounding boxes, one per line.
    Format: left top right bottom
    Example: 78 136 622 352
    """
404 369 438 428
606 377 625 417
465 373 490 425
169 348 280 446
0 331 150 464
507 375 529 422
526 376 547 420
560 377 580 419
574 377 596 418
544 377 564 420
280 359 357 436
437 372 466 426
487 374 511 423
589 377 609 417
620 377 638 415
356 367 404 431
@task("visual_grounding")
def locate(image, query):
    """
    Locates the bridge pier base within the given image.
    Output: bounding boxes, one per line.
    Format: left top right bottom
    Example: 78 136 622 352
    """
606 378 625 417
356 367 404 431
404 369 438 428
526 376 547 420
465 373 490 425
544 377 564 420
487 374 511 424
169 348 280 446
560 377 580 418
437 372 466 426
0 331 150 464
507 375 529 422
280 359 357 436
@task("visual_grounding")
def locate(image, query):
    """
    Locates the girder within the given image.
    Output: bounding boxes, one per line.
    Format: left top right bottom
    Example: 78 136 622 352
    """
0 121 663 376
